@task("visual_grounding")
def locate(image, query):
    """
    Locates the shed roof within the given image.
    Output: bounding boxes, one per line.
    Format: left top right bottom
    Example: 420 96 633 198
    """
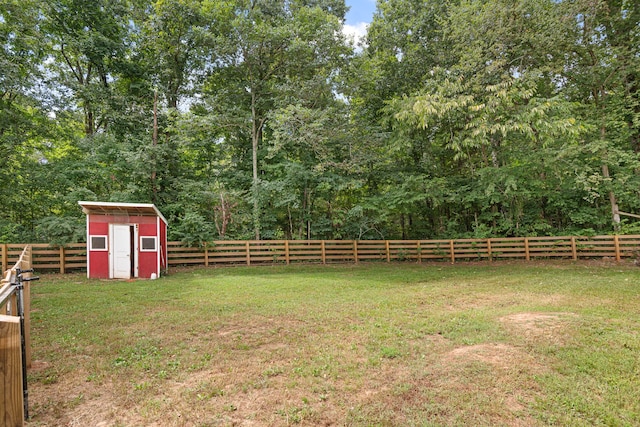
78 201 168 225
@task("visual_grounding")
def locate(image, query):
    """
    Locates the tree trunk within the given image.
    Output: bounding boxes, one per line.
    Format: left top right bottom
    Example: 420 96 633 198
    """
151 90 159 204
601 163 620 227
251 91 264 240
299 187 307 240
220 192 227 238
306 188 313 240
599 97 620 229
85 106 94 136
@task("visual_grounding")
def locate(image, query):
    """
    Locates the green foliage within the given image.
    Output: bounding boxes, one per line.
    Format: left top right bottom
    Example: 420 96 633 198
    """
36 216 86 246
0 219 27 243
171 210 216 247
1 0 639 243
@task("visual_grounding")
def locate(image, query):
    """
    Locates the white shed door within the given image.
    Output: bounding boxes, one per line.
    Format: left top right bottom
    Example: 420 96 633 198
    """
111 225 132 279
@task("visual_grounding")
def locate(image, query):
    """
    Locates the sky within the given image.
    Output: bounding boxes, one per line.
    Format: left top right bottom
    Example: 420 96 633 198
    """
343 0 376 44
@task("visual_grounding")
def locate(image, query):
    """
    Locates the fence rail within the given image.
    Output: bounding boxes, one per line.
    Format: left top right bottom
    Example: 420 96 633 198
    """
1 235 640 273
1 243 86 274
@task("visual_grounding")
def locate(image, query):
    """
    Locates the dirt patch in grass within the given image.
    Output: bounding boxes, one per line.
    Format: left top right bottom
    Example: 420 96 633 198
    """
30 376 123 427
431 343 545 426
30 360 51 372
445 343 537 369
345 341 547 426
500 312 577 345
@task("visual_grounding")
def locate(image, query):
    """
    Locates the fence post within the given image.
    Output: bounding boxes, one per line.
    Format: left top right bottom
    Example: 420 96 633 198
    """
9 292 17 316
24 279 31 369
487 238 492 262
353 241 359 264
524 237 530 261
246 241 250 266
614 235 621 262
24 246 32 368
1 244 6 272
0 315 24 426
417 241 422 264
385 241 390 262
321 240 326 264
449 240 455 264
285 240 290 265
571 236 577 261
204 244 209 267
59 246 65 274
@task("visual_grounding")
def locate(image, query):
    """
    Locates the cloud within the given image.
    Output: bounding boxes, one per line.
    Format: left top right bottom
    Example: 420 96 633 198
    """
342 22 369 47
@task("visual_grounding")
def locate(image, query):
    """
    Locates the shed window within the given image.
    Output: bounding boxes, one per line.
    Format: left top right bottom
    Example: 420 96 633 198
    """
140 236 157 252
90 235 108 251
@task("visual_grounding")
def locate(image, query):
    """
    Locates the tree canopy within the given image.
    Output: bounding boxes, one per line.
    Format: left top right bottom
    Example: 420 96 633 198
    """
1 0 639 244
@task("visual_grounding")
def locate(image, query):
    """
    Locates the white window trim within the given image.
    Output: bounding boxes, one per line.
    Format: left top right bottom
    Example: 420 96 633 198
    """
89 235 108 251
140 236 157 252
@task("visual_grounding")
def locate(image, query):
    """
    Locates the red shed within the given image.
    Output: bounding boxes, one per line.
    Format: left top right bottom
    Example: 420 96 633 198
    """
79 201 168 279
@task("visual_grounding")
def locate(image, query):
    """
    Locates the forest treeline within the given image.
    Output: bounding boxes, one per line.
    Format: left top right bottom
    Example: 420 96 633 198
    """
1 0 639 244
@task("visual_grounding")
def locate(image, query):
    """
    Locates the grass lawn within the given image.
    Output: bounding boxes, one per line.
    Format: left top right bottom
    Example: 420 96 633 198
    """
25 261 640 426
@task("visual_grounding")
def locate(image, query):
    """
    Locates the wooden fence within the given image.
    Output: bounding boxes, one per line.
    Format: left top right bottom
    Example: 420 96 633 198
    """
1 243 86 274
167 235 640 267
1 245 32 426
1 235 640 273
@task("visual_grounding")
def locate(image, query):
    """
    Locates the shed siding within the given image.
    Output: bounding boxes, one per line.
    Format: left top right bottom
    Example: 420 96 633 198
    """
88 218 109 279
138 222 158 278
160 219 167 272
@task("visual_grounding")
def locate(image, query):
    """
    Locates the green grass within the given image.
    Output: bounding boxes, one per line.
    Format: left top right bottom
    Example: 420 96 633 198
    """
26 262 640 426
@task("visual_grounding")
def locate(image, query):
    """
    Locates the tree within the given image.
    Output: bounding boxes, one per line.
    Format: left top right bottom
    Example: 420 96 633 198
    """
42 0 134 136
351 0 451 120
141 0 221 110
0 0 51 240
556 0 640 227
267 102 359 239
201 0 351 239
